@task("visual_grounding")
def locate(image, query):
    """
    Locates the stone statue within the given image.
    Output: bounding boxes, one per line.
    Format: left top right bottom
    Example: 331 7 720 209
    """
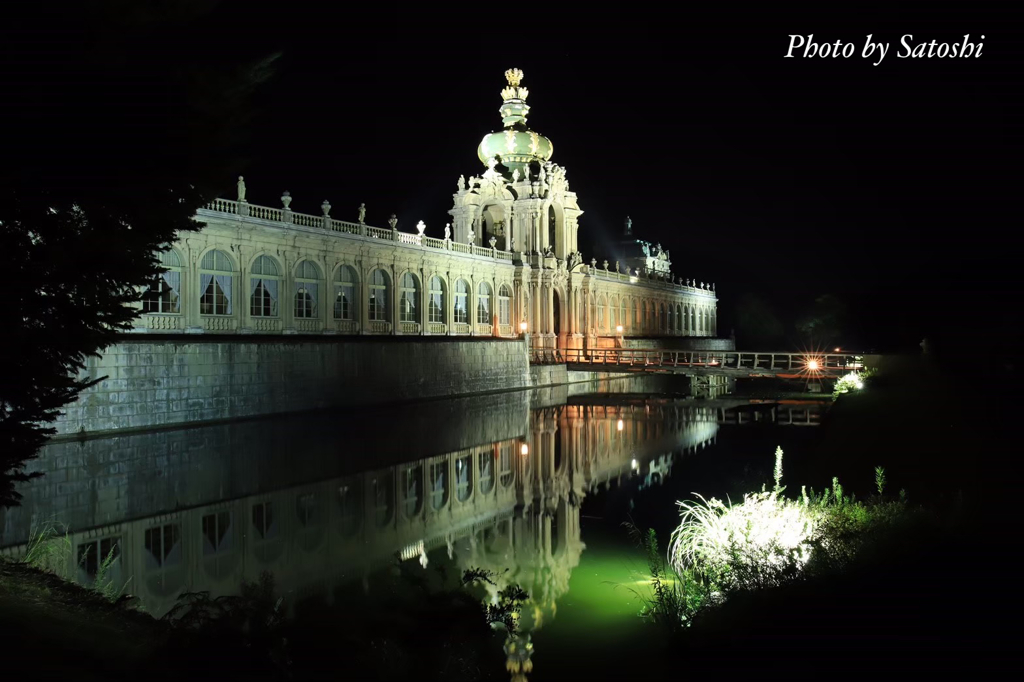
523 165 530 181
624 216 632 235
444 223 451 241
457 175 466 191
512 168 520 183
357 203 366 224
615 261 620 272
538 164 546 184
237 176 246 202
467 227 475 244
641 242 651 257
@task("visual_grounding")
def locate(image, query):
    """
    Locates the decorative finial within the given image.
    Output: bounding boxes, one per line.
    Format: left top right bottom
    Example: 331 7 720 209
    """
416 220 426 236
321 200 331 217
280 191 292 209
505 68 524 87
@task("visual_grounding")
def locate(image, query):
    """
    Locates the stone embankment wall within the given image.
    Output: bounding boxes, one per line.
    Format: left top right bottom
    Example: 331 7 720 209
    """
53 337 530 437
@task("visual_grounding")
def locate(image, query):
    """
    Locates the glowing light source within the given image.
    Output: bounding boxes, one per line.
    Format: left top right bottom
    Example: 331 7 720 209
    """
520 443 529 456
834 347 841 352
806 359 820 371
519 321 528 333
631 458 638 470
616 325 623 334
617 418 624 431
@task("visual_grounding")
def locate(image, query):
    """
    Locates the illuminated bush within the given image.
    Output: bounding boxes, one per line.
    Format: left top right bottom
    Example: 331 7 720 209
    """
668 490 816 592
832 370 868 400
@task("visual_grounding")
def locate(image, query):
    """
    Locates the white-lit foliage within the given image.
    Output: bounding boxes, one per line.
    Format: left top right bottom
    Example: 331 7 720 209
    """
832 371 864 400
668 482 817 592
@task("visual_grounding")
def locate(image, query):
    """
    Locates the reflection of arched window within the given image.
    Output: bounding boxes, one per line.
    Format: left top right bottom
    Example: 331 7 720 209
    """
498 284 512 326
294 260 321 318
296 492 319 527
252 502 276 541
456 454 473 502
402 465 423 517
399 272 420 323
430 459 448 510
200 250 233 316
478 451 494 495
333 265 358 320
250 255 280 318
477 282 492 325
454 279 469 324
369 269 390 321
337 479 362 537
429 276 445 323
143 249 182 314
373 472 394 527
499 443 514 487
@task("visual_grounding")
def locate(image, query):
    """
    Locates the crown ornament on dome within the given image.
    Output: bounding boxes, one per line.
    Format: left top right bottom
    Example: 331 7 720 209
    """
499 67 530 127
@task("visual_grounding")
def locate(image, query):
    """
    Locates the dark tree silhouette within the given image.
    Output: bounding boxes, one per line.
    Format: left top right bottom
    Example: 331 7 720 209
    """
0 2 279 506
794 294 849 349
734 293 786 347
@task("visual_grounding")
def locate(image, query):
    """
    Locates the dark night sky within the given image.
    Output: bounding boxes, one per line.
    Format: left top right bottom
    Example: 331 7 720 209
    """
4 2 1022 350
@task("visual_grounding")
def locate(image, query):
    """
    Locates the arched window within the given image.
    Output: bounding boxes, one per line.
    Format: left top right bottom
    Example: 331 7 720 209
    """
294 260 321 319
597 295 606 331
333 265 357 320
697 308 703 333
547 205 556 253
668 304 674 333
368 269 390 321
430 459 448 511
199 249 233 316
399 272 420 323
690 307 696 333
660 303 667 333
499 443 514 487
249 255 279 318
676 304 683 332
477 282 492 325
428 276 445 323
143 249 181 314
632 299 640 331
619 298 626 330
402 465 423 518
498 284 512 326
453 279 469 324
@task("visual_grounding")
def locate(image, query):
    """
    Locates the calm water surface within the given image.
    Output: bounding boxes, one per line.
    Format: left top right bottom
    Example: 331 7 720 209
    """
0 375 829 679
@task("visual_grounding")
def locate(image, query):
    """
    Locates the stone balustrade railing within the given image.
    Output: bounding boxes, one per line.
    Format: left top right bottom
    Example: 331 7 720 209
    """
201 196 714 296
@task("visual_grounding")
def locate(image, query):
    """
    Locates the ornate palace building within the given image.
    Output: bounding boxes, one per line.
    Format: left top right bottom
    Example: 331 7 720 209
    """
136 69 718 352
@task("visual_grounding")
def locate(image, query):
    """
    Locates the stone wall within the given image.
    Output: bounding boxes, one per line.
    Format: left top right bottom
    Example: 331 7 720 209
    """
53 337 530 437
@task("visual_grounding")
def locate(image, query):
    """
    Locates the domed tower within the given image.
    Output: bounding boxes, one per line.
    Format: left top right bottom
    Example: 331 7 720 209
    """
477 68 554 178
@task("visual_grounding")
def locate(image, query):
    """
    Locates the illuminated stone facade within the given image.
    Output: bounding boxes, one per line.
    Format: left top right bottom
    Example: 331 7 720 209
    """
135 70 719 349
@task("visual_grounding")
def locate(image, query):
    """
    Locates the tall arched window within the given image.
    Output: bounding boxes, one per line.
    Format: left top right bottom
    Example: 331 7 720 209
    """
368 269 390 321
676 304 683 332
428 276 445 324
690 306 696 333
633 299 640 331
199 249 233 316
697 308 703 334
456 454 473 502
453 279 469 324
477 281 492 325
333 265 357 320
294 260 321 319
668 304 674 333
399 272 420 323
620 299 626 331
143 249 181 314
597 295 606 331
660 303 667 333
498 284 512 326
547 205 556 253
249 255 279 318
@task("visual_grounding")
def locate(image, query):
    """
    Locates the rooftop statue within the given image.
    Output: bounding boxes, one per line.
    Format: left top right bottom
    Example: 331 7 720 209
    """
237 176 246 202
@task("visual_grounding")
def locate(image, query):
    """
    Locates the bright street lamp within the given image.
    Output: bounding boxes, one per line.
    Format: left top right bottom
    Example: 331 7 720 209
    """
520 442 529 456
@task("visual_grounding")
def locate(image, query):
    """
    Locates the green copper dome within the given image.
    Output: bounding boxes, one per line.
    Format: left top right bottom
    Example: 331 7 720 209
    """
477 69 553 175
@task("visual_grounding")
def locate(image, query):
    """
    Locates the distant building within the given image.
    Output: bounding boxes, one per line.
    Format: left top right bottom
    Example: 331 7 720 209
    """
135 69 718 348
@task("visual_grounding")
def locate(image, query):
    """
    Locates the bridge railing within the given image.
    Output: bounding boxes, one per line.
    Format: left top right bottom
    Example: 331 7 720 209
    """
560 348 864 375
